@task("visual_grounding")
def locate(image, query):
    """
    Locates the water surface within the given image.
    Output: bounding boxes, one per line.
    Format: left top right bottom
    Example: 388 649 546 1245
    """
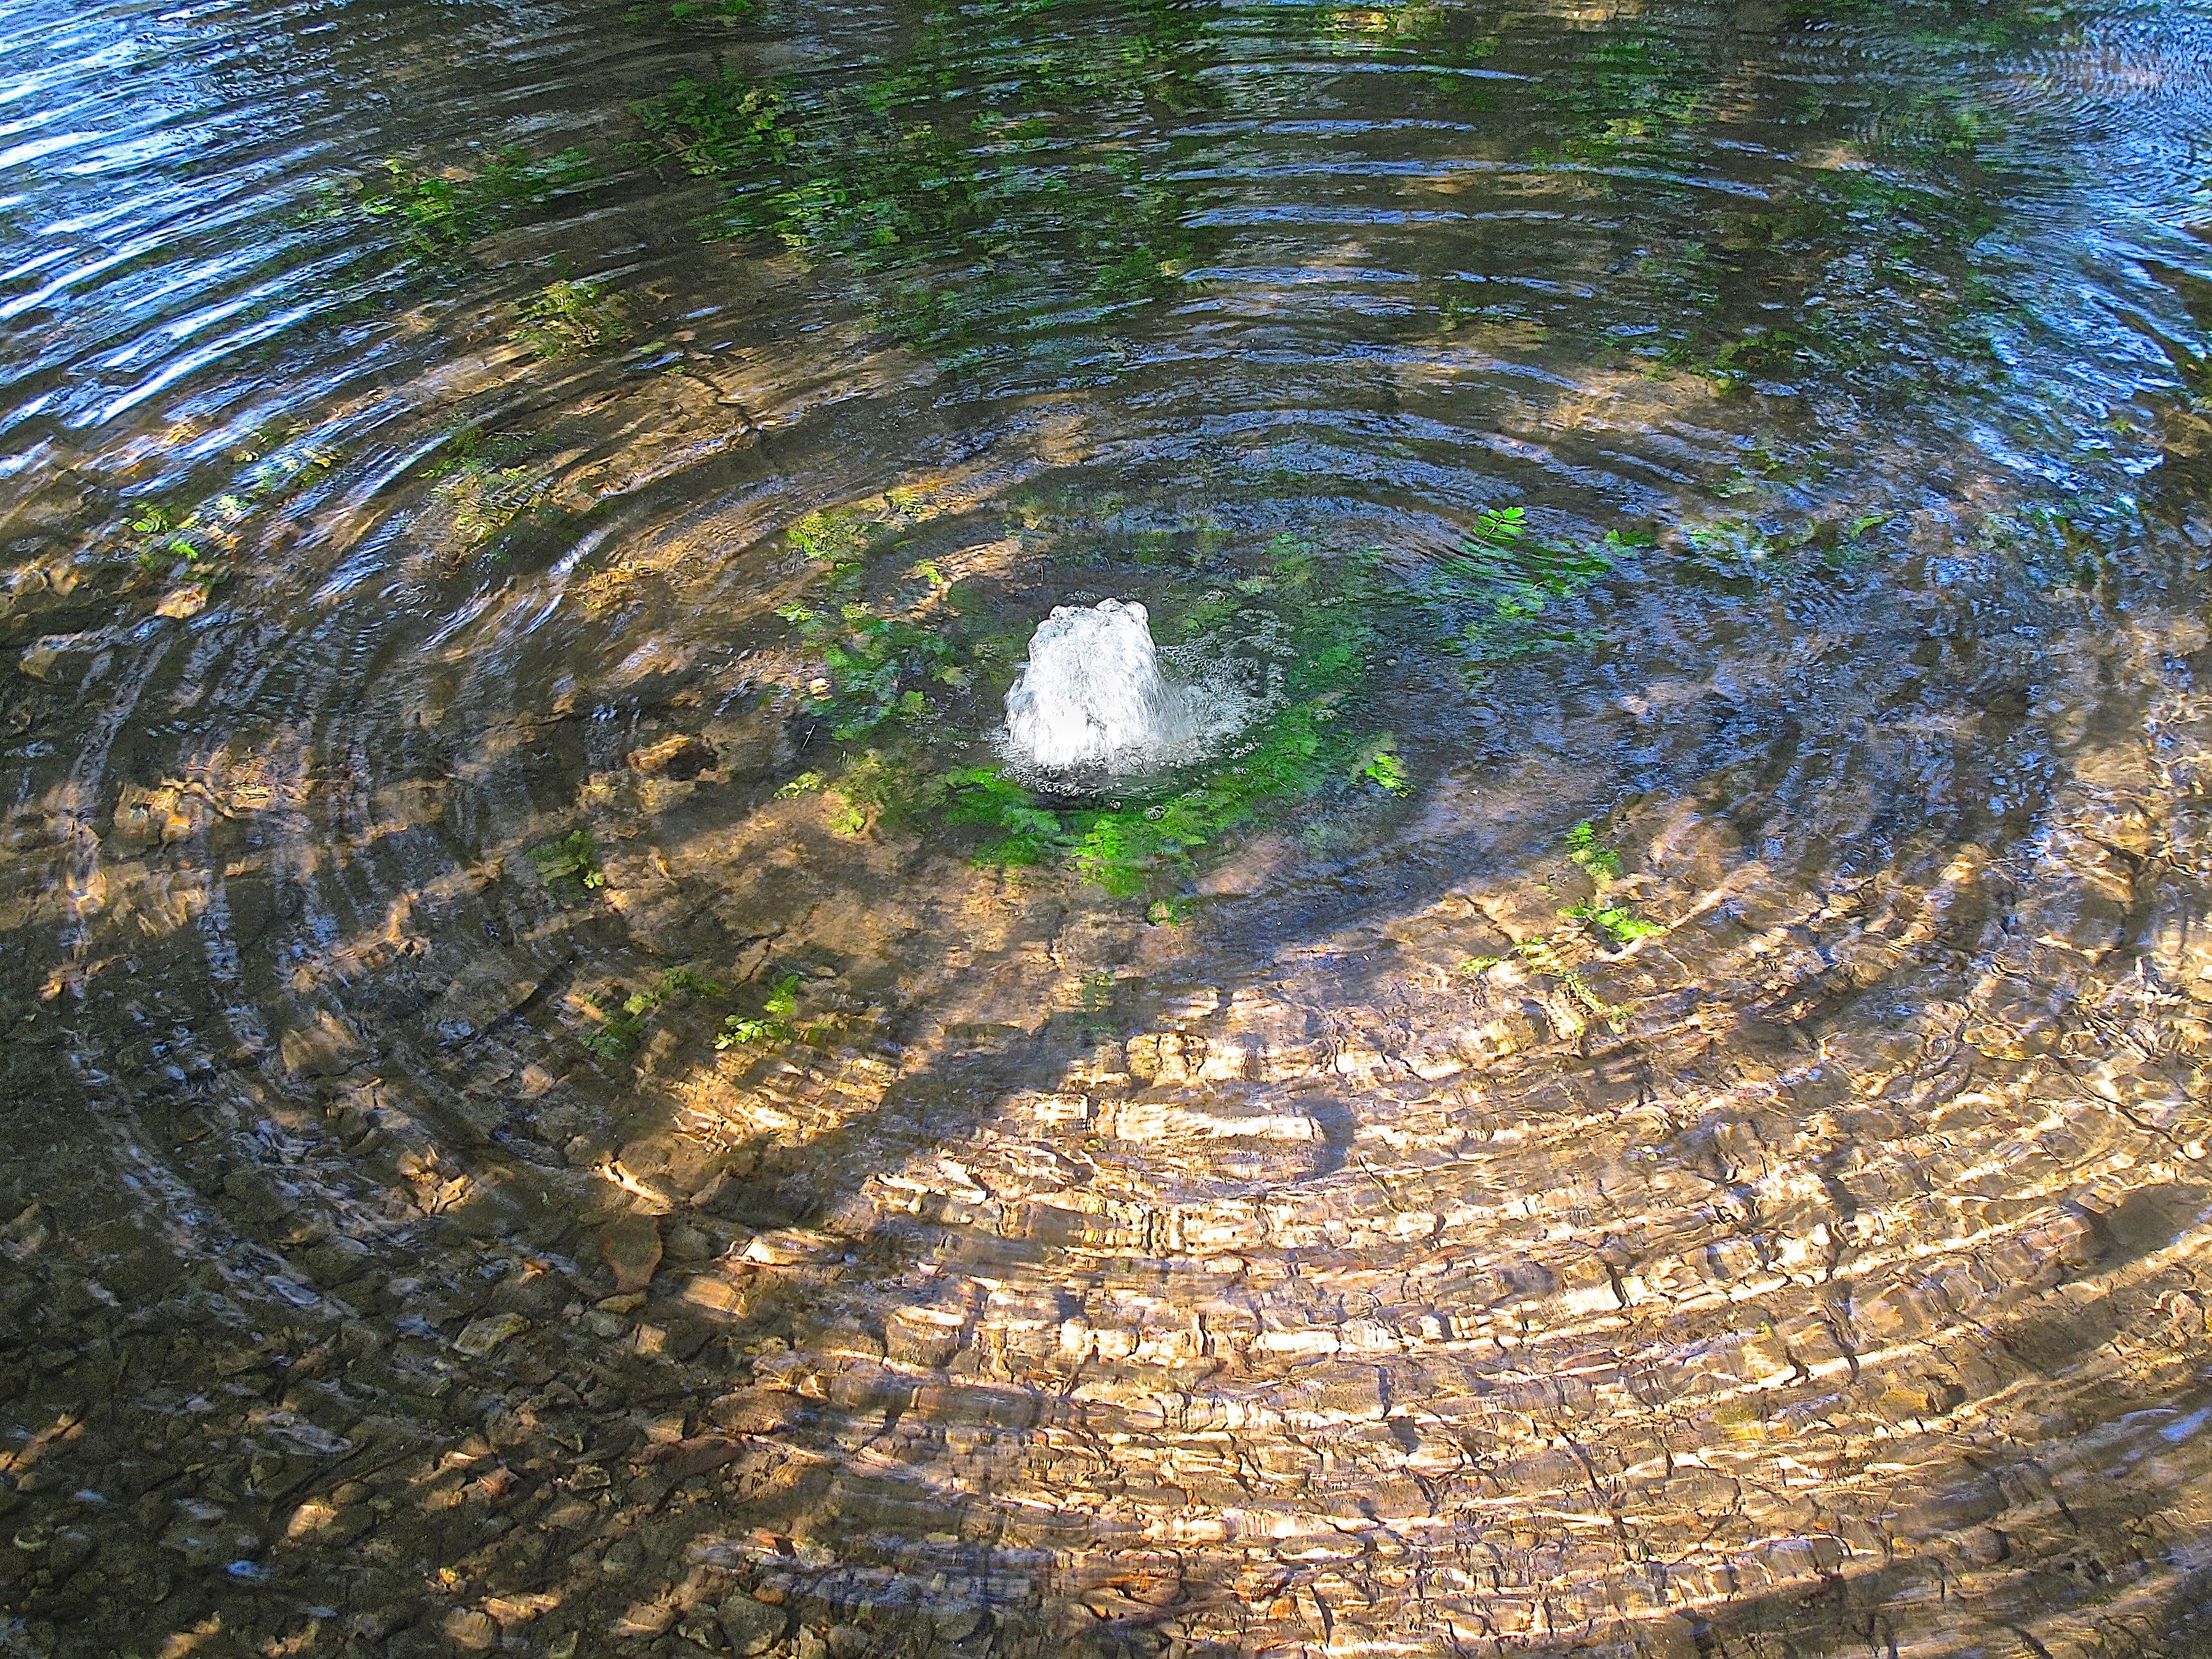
4 0 2212 1654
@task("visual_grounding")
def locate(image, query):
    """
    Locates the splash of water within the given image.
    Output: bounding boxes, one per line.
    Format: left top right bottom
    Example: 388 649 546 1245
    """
1002 599 1246 778
1004 600 1173 772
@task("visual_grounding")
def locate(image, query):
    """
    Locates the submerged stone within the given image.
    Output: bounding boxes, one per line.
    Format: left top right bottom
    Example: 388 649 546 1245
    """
600 1215 664 1294
453 1311 530 1357
720 1594 787 1658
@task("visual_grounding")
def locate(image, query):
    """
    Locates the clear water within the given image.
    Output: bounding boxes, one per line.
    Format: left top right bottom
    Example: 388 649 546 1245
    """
3 0 2212 1653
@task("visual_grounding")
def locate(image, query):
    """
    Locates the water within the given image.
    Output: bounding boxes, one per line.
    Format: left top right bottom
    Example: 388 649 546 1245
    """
3 0 2212 1653
1004 600 1246 777
1006 601 1180 774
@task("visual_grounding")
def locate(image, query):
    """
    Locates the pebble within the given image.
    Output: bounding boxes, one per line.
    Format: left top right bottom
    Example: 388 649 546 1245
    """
453 1311 530 1357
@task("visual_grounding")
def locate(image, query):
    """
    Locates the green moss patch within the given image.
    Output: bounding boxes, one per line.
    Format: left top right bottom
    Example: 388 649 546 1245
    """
342 147 600 261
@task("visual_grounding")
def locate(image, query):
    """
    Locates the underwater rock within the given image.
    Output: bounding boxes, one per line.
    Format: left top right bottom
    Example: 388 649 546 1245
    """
600 1215 664 1294
442 1609 500 1652
453 1311 530 1357
720 1594 787 1657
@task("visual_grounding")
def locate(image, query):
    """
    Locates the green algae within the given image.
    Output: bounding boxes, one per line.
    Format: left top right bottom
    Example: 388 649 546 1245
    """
528 828 607 892
756 476 1692 897
756 494 1677 897
512 279 630 359
343 147 600 261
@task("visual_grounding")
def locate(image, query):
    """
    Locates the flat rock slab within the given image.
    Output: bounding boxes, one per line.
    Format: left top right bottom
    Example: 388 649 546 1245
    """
601 1215 664 1294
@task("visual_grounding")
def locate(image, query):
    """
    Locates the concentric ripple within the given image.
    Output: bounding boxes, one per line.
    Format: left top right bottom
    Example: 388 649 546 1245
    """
4 0 2212 1656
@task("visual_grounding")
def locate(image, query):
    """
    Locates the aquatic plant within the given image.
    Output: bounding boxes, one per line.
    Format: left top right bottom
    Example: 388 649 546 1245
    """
1616 164 2008 392
116 432 341 588
631 76 791 180
627 0 762 25
1457 936 1619 1030
528 828 607 890
1565 819 1624 881
759 495 1673 895
1781 0 2085 50
511 279 630 358
1558 822 1665 947
1358 742 1408 794
428 428 556 551
1676 509 1891 588
716 974 802 1048
783 605 961 741
128 506 216 571
786 502 895 574
1425 513 1644 678
577 968 727 1059
629 0 1211 354
440 469 547 548
1565 900 1665 947
1495 0 2030 401
942 549 1392 894
771 522 1382 890
1528 23 1712 165
1322 1 1447 49
348 147 600 260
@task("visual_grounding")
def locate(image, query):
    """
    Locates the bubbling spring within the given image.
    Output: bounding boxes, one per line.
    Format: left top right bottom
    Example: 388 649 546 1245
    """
1001 598 1249 781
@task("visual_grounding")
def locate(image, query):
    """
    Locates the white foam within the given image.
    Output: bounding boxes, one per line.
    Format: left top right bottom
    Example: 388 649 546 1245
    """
1000 599 1249 780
